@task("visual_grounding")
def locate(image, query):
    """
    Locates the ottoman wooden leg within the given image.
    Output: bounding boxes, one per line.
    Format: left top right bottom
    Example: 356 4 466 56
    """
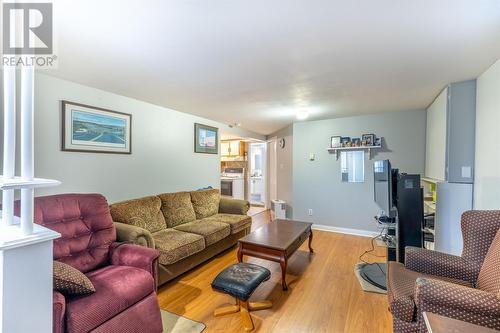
239 300 254 332
214 304 240 317
248 300 272 311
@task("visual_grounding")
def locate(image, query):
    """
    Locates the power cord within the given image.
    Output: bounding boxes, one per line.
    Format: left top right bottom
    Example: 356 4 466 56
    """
359 229 387 277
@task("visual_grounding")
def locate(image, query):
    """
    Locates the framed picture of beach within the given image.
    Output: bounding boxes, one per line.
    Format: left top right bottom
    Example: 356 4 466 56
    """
62 101 132 154
194 123 218 154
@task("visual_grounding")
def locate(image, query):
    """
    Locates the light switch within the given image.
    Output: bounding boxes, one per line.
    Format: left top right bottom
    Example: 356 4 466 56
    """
309 153 315 161
461 166 472 178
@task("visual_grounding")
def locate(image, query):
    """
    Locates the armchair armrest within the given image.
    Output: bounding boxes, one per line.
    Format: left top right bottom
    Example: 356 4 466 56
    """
405 246 481 283
114 222 155 248
416 278 500 319
109 242 160 279
53 291 65 333
219 198 250 215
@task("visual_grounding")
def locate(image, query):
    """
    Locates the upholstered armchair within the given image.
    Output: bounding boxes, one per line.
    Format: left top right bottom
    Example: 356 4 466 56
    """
387 210 500 333
19 194 163 333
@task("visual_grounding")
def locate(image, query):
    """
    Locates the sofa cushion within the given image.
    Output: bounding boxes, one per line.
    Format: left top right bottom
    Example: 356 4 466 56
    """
110 196 167 233
203 213 252 234
53 261 95 296
18 194 116 273
190 189 220 219
388 261 472 323
153 229 205 265
174 220 230 246
158 192 197 228
65 265 154 333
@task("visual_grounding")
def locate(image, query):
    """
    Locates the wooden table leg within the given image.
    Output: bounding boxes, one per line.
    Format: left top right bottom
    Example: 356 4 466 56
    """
308 231 314 253
279 256 288 291
237 243 243 262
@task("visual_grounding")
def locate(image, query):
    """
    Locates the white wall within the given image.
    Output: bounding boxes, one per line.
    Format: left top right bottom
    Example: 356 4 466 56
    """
425 88 447 181
292 110 427 233
267 125 293 218
2 73 264 204
474 59 500 209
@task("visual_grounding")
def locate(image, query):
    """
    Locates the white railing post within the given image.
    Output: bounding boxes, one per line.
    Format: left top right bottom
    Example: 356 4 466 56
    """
20 64 35 235
2 65 16 227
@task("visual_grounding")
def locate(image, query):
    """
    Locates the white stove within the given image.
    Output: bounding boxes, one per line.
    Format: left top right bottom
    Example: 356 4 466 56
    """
221 168 245 199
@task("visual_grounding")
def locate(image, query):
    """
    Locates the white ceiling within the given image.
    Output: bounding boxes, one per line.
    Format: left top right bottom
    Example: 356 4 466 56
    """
46 0 500 135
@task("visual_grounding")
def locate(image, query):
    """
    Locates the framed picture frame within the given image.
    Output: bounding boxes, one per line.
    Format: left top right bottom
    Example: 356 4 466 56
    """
194 123 218 154
362 133 375 146
352 138 361 146
331 136 341 148
340 136 351 147
62 101 132 154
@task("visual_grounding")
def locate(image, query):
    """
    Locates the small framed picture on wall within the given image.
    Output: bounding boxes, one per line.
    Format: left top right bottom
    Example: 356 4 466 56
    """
194 123 218 154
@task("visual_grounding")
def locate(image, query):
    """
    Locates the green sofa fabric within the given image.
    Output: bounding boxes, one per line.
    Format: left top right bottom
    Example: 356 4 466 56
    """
110 196 167 233
202 213 252 234
153 229 205 266
114 221 155 248
158 192 197 228
174 220 230 246
190 189 220 219
219 198 250 215
110 189 251 286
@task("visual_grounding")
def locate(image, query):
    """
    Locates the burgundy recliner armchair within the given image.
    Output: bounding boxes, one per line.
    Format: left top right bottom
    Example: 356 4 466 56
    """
387 210 500 333
23 193 163 333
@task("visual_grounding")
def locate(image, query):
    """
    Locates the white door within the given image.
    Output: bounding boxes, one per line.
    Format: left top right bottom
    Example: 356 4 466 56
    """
248 142 267 206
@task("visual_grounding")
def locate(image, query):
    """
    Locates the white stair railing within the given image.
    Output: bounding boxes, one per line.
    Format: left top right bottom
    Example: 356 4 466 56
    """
0 63 61 332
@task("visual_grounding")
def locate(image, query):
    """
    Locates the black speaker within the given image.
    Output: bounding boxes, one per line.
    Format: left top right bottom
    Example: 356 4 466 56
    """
394 174 424 263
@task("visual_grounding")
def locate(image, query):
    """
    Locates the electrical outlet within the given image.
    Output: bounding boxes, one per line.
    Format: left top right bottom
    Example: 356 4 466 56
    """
308 209 313 216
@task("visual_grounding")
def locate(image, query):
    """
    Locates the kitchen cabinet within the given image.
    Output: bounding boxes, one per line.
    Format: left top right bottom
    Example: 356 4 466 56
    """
425 80 476 183
221 140 245 157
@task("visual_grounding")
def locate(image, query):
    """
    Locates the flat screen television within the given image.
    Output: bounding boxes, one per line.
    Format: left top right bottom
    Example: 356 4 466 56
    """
373 159 396 217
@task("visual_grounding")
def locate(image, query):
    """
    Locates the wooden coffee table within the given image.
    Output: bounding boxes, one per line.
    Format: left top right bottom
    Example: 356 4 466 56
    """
237 219 313 291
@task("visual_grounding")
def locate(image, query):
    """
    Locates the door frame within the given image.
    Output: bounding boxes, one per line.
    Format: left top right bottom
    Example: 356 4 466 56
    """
267 136 278 208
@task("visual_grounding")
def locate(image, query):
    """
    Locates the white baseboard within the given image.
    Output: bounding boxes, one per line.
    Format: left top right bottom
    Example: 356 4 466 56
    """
312 224 379 238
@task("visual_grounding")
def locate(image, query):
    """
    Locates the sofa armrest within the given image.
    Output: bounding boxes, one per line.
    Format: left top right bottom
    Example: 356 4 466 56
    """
219 198 250 215
53 290 66 333
114 222 155 248
405 246 480 283
109 242 160 286
416 277 500 319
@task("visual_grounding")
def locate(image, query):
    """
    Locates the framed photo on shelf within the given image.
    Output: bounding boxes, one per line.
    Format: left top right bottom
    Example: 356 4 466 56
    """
61 101 132 154
352 138 361 146
362 134 375 146
340 137 351 147
331 136 341 148
194 123 218 154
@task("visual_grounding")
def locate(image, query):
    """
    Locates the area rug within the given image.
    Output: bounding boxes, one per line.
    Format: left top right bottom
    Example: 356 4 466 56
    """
354 262 387 294
161 310 206 333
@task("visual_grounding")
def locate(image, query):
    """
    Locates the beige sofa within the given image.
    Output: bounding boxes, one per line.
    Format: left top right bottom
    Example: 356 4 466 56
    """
109 189 251 286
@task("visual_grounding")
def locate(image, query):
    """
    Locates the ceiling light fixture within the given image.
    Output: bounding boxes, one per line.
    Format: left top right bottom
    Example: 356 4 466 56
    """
296 110 309 120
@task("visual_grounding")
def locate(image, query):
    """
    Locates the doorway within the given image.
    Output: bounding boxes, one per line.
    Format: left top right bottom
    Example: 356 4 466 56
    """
248 142 267 206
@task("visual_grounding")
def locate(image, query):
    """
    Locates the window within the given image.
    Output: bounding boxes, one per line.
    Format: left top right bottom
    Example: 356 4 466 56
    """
341 151 365 182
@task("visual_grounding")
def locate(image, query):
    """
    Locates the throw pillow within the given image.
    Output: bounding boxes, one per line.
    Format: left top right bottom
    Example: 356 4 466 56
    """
53 261 95 296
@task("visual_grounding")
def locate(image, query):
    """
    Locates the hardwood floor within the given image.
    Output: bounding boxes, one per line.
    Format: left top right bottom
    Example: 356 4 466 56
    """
157 210 392 333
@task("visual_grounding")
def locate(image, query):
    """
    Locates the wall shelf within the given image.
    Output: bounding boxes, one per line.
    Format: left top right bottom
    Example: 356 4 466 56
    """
327 145 382 160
